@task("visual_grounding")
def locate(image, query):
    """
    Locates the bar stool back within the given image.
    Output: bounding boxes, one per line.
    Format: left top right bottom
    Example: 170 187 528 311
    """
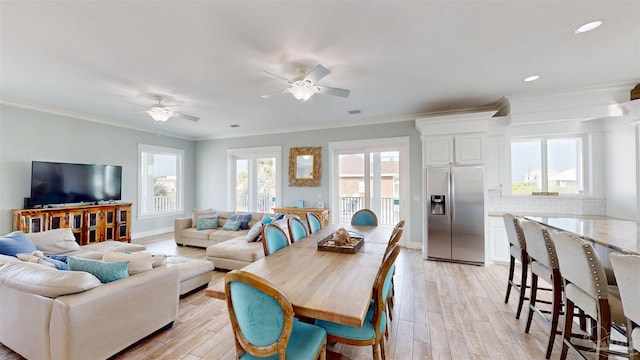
521 221 562 359
610 253 640 359
503 213 528 319
554 232 628 360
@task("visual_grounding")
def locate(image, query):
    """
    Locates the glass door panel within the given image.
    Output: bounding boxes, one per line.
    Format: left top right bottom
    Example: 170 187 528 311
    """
235 159 249 212
257 157 276 213
376 151 399 225
338 153 365 223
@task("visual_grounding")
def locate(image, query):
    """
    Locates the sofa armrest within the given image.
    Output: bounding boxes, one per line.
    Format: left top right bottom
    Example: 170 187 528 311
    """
174 217 193 245
49 266 179 360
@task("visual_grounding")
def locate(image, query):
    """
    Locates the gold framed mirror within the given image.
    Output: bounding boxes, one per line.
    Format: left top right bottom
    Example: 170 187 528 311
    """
288 146 321 187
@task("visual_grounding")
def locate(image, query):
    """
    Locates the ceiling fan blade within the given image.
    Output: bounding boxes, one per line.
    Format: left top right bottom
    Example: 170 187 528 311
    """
173 112 199 122
317 85 350 98
259 70 292 84
261 88 289 98
304 64 331 84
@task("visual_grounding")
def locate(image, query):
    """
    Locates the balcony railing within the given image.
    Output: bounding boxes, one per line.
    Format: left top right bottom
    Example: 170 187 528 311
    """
338 196 399 225
236 194 276 213
154 195 176 213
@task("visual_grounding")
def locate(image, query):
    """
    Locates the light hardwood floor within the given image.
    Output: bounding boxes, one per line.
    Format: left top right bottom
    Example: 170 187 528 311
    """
0 233 627 359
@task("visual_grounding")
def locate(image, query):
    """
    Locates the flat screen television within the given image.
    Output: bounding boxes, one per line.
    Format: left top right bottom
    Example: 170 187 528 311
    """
30 161 122 207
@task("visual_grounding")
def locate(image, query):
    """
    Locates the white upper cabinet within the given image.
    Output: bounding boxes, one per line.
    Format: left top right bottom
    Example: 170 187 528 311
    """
424 136 454 166
424 134 485 166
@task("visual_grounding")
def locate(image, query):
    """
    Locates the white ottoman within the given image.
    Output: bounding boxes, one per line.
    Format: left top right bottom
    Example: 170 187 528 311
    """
166 256 215 295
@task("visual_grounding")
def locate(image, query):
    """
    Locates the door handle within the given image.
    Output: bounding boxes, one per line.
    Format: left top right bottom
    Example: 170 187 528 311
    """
451 170 455 221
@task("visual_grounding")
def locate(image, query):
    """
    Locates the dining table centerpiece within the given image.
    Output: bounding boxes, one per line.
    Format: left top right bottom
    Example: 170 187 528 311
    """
317 227 364 253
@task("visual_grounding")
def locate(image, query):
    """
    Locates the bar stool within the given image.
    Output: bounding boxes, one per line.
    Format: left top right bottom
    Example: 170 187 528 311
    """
554 232 628 360
610 253 640 359
503 213 529 319
521 221 563 359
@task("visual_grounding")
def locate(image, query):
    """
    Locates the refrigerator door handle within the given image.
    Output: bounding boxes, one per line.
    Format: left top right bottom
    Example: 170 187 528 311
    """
450 170 455 221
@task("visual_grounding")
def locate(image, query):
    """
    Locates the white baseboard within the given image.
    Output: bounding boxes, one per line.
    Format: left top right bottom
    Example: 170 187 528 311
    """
403 241 422 250
131 227 173 240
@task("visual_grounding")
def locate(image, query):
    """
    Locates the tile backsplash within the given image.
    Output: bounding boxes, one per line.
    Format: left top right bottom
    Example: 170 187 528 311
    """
486 190 605 216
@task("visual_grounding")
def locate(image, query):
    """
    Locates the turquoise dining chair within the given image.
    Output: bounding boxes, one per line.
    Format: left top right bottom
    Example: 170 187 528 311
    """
351 209 378 226
306 212 322 234
225 270 327 359
315 243 400 360
288 217 308 243
262 224 290 256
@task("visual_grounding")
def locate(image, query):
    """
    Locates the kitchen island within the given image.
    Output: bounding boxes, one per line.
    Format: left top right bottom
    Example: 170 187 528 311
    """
525 215 640 284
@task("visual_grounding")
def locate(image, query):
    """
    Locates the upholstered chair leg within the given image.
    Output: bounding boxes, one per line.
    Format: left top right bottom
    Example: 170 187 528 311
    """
525 273 539 333
561 300 575 360
579 308 587 331
505 255 516 304
628 319 640 360
373 344 380 360
516 257 528 319
545 273 562 359
596 300 611 360
380 337 386 360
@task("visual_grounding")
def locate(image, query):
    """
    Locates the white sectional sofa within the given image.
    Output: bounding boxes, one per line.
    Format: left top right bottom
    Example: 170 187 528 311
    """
0 229 180 360
174 210 267 248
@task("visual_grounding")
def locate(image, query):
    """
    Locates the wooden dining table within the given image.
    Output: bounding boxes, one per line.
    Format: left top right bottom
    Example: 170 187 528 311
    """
205 224 391 328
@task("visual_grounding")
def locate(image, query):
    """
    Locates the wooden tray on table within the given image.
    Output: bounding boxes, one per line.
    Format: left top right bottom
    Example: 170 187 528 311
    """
317 231 364 254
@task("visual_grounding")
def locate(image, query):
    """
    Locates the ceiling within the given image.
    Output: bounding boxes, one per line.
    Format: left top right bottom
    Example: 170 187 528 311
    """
1 1 639 140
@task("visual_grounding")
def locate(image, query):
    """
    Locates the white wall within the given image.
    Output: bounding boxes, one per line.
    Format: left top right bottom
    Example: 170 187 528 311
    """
195 121 424 245
0 105 196 236
603 120 638 220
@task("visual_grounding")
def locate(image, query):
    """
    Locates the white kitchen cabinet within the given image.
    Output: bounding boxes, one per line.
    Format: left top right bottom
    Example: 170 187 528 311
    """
488 216 510 263
424 135 454 166
486 135 505 189
424 134 485 166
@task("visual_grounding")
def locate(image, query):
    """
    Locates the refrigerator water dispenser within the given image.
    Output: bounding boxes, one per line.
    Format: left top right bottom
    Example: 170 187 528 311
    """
430 195 445 215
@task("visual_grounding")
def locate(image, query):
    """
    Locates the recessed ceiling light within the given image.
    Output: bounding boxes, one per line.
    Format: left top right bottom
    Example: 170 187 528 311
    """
524 75 540 82
348 110 361 115
230 124 240 128
575 20 602 34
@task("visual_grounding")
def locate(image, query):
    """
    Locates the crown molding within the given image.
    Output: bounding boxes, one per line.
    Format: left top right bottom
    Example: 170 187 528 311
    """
0 98 196 141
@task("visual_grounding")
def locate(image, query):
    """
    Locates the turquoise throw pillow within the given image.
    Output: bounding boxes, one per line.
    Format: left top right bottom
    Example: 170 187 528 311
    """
68 256 129 283
0 231 37 257
197 217 218 230
262 217 274 224
222 219 242 231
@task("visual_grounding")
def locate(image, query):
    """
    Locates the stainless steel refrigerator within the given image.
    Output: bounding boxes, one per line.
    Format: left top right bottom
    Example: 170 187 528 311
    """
426 166 485 265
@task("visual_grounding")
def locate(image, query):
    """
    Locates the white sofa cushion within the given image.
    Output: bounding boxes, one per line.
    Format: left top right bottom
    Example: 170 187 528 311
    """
103 251 152 275
0 254 19 266
27 228 81 255
0 261 101 298
206 237 265 263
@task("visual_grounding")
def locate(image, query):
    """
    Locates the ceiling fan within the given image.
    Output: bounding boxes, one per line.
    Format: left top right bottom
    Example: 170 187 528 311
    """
260 64 351 102
144 96 199 122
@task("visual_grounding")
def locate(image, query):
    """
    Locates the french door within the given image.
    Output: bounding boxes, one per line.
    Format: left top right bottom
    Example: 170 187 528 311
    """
228 146 281 213
330 137 409 235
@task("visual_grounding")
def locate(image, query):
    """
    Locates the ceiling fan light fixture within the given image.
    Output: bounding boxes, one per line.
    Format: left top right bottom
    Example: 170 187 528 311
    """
287 81 320 101
147 108 172 122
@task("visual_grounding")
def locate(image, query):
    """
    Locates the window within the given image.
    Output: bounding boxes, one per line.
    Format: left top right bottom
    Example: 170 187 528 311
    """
228 146 281 213
138 144 184 217
510 136 584 194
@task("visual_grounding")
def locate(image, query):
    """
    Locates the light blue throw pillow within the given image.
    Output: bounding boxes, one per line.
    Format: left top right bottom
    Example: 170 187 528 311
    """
197 217 218 230
0 231 37 257
262 217 274 224
68 256 129 283
222 219 242 231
